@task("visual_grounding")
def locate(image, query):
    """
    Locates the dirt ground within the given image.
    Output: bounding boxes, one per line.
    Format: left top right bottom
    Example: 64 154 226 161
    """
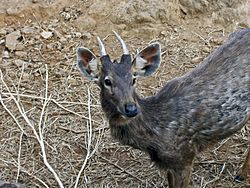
0 0 249 187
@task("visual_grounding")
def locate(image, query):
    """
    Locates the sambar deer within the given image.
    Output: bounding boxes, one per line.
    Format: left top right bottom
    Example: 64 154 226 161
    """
76 29 250 187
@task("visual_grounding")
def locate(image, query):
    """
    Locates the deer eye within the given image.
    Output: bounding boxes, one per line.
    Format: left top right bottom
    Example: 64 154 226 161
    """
104 78 112 86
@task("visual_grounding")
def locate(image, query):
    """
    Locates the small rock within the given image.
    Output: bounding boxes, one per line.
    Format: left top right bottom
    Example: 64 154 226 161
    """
34 72 40 77
40 31 53 39
0 39 5 45
75 16 96 31
74 32 82 38
0 28 7 36
46 43 53 49
1 59 12 67
191 57 203 64
68 78 78 85
117 24 127 30
54 30 63 38
237 18 250 28
21 26 34 34
211 38 223 45
6 30 21 51
32 0 38 3
56 42 62 50
39 67 46 74
160 31 167 37
65 35 72 39
82 32 92 39
2 51 9 58
14 59 27 67
5 27 15 34
54 30 67 43
22 73 30 80
6 7 19 15
15 51 27 57
203 46 210 53
61 12 71 20
59 37 67 44
15 43 25 50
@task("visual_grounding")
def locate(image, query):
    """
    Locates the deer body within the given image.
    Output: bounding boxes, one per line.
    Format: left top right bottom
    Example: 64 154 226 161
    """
77 29 250 187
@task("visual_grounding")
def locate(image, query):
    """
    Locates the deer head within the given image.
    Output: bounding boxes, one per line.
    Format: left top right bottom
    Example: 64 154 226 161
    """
77 31 161 119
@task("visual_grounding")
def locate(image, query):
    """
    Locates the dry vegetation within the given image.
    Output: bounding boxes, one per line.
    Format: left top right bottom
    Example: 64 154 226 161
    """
0 0 249 187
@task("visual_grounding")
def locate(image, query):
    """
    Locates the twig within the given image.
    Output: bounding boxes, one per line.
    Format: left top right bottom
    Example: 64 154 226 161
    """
16 132 23 182
191 31 210 46
38 64 64 188
74 88 93 188
1 92 92 106
213 137 230 153
0 94 27 135
202 163 226 188
1 92 102 125
0 68 64 188
0 158 49 188
58 125 108 134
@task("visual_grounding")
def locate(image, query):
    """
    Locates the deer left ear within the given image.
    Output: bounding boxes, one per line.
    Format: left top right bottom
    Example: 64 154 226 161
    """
132 43 161 77
77 47 99 81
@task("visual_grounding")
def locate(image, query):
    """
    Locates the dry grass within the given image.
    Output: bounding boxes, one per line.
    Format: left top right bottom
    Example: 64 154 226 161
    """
0 11 249 188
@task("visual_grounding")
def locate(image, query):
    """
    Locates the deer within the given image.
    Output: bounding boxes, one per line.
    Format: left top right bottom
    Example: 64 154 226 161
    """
76 29 250 187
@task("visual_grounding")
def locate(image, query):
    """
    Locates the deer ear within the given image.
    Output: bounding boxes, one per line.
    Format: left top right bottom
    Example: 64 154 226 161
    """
132 43 161 77
77 47 99 81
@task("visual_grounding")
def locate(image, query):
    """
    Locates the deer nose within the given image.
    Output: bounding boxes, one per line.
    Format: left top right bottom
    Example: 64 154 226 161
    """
124 103 138 117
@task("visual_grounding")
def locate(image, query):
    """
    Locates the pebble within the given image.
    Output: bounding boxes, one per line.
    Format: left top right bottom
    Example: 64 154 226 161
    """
21 26 34 34
6 30 21 51
203 46 210 53
46 43 54 49
22 73 30 80
68 78 78 85
6 7 18 15
54 30 63 38
211 38 223 45
65 35 72 39
39 67 47 74
75 16 96 31
1 59 12 67
15 43 25 50
14 59 28 67
61 12 71 20
2 51 10 58
0 28 7 36
40 31 53 39
0 39 5 45
160 31 167 37
15 51 28 57
54 30 67 43
74 32 82 38
82 32 92 39
191 57 203 64
59 37 67 44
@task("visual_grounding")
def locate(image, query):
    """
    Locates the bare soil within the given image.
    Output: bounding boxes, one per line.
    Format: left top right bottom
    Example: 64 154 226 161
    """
0 0 249 187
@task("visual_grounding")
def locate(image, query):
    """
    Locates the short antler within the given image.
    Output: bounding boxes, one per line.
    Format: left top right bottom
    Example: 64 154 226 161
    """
113 31 129 55
97 36 107 56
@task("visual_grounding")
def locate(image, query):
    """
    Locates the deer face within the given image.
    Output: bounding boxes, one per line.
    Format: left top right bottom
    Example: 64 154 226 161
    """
77 32 161 118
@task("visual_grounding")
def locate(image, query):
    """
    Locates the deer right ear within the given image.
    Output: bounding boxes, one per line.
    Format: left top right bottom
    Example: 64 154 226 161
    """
77 47 99 81
132 43 161 77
